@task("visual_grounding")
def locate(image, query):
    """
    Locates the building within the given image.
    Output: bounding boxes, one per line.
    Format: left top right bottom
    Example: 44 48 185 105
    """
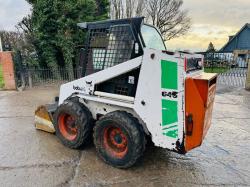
220 23 250 67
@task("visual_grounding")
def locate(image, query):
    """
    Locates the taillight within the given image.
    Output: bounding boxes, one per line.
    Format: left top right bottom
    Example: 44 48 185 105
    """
186 113 193 136
184 58 187 72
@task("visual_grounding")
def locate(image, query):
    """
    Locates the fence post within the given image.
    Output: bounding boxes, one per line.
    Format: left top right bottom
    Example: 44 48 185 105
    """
246 61 250 90
28 70 33 88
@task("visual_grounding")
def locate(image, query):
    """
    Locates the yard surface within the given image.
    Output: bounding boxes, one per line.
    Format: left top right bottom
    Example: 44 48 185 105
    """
204 67 229 73
0 86 250 186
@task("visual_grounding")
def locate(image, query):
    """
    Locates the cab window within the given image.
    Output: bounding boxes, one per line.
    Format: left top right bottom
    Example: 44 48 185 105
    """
141 25 166 50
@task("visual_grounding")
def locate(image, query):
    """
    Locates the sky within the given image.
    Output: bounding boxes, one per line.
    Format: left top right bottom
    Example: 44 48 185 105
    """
0 0 250 51
0 0 31 31
167 0 250 52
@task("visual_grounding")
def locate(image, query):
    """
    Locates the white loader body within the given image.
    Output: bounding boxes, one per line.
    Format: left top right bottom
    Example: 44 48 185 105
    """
34 18 217 168
58 49 203 151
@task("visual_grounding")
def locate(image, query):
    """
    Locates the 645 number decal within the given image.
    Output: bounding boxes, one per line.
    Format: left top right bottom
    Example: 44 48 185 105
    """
162 91 178 99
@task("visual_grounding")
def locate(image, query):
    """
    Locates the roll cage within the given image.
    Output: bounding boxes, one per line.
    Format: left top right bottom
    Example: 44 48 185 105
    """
77 17 166 76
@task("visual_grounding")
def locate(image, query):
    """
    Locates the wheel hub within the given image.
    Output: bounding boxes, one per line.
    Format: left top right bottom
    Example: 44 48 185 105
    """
58 113 78 141
114 134 122 144
103 126 128 159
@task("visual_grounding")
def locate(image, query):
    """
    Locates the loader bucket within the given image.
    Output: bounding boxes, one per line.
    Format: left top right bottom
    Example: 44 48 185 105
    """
35 105 55 133
185 73 217 152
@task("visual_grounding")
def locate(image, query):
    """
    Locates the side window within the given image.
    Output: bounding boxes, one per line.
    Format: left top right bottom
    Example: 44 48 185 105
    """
92 48 106 70
85 28 108 75
85 25 135 75
104 25 135 68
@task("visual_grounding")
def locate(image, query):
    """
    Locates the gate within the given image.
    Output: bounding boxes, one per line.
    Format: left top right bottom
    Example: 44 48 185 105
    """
204 52 248 87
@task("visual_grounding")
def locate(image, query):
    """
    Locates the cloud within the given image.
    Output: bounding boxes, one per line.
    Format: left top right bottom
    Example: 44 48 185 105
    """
0 0 31 31
167 24 239 52
183 0 250 28
168 0 250 51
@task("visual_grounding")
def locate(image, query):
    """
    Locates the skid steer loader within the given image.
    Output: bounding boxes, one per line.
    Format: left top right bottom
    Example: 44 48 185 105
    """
35 17 217 168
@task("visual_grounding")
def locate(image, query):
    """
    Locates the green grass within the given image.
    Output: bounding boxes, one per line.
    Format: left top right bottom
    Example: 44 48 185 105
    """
204 67 229 74
0 64 4 88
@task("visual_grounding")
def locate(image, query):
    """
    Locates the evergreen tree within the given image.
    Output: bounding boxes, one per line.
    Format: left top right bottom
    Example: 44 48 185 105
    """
206 42 216 53
23 0 109 78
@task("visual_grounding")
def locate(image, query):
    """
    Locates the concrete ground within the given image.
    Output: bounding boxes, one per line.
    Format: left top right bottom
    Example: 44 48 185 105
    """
0 86 250 187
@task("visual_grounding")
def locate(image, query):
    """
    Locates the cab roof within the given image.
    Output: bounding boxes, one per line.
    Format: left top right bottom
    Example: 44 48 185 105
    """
77 17 144 32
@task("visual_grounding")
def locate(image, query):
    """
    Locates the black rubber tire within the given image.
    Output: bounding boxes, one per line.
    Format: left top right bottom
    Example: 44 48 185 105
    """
54 100 93 149
93 111 146 168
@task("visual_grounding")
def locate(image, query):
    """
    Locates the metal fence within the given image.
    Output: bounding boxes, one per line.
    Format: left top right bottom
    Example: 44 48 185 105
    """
217 68 247 87
14 52 249 89
204 52 248 88
15 67 83 88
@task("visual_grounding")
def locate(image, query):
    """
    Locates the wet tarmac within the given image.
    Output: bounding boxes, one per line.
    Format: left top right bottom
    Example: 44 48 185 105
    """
0 86 249 187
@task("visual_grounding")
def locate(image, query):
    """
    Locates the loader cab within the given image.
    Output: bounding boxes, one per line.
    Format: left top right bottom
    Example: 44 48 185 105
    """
77 17 166 97
78 17 166 75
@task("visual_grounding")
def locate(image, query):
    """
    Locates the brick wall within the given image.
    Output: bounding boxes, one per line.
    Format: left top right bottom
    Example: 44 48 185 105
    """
0 52 16 90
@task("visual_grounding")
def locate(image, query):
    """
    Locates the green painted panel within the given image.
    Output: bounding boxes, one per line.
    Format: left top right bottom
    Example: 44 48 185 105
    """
162 125 178 131
162 99 178 126
161 60 178 90
163 129 178 138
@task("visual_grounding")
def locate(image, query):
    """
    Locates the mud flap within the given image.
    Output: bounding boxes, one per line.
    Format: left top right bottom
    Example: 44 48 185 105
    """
34 103 57 133
185 73 217 152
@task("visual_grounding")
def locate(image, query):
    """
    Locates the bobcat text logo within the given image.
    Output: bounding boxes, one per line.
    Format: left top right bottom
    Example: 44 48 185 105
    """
73 85 84 91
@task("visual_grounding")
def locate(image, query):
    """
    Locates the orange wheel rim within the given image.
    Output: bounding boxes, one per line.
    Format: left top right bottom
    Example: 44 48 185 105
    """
103 126 128 159
58 113 77 141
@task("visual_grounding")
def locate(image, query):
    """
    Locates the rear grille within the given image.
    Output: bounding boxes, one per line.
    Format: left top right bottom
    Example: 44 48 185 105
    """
114 85 129 95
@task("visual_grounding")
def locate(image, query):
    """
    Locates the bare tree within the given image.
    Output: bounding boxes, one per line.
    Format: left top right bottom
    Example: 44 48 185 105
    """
16 15 33 35
110 0 124 19
147 0 191 40
110 0 148 19
0 30 24 51
110 0 191 41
